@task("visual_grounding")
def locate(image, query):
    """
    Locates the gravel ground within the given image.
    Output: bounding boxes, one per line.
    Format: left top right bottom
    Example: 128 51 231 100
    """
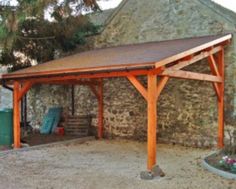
0 139 235 189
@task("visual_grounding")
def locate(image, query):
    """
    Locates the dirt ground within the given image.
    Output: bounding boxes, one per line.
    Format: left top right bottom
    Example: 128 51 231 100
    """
0 139 235 189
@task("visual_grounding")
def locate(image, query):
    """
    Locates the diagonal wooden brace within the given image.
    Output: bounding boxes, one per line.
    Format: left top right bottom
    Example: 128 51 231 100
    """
17 81 33 102
208 55 221 100
127 75 148 100
156 76 169 100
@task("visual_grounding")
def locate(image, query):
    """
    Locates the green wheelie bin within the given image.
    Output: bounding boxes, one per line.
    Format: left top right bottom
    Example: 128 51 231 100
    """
0 108 13 147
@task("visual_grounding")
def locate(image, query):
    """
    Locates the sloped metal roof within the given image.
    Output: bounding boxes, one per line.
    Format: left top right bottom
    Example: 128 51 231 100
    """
1 34 232 80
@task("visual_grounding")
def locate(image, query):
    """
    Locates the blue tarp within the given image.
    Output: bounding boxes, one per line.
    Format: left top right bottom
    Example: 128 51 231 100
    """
40 107 62 134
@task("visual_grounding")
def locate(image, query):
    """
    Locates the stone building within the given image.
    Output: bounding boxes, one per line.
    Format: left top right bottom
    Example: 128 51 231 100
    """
6 0 236 147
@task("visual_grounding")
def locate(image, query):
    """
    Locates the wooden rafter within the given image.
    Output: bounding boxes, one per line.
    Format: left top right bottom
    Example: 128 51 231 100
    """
155 34 231 69
167 46 222 71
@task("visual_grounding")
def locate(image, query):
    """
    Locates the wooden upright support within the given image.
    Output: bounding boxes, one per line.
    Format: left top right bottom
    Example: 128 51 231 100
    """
217 49 224 148
127 74 168 171
13 81 33 148
13 81 21 148
147 74 157 170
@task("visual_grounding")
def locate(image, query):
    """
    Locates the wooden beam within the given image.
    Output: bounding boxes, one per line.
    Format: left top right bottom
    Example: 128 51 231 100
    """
156 76 169 100
98 80 103 139
217 49 224 148
147 74 157 170
13 81 21 148
6 68 164 83
17 81 33 101
127 75 147 100
161 70 222 83
38 80 100 86
168 46 222 71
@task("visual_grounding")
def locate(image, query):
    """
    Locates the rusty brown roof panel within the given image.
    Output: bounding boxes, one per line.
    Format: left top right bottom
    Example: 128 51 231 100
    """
2 34 232 80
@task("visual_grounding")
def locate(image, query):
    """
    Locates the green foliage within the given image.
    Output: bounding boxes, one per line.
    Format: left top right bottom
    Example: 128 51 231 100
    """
0 25 7 40
0 0 100 71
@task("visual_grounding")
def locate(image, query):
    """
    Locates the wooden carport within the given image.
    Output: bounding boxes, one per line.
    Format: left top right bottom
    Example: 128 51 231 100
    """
0 34 232 173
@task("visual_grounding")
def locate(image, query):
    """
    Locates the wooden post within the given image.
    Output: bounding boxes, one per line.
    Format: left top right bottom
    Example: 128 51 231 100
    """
218 49 224 148
147 74 157 170
98 80 103 139
13 81 21 148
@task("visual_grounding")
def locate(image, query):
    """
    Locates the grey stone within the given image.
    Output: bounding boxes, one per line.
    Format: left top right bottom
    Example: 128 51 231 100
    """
140 165 165 180
140 171 154 180
152 165 165 177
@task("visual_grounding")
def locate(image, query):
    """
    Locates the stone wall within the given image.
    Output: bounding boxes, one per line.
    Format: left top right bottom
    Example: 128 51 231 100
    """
92 0 236 147
27 85 71 128
28 0 236 147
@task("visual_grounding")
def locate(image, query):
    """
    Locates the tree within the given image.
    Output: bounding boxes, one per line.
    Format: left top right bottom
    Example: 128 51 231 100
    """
0 0 101 71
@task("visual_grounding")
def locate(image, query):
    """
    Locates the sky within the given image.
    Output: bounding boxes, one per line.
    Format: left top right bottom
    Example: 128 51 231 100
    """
100 0 236 12
97 0 123 10
6 0 236 12
213 0 236 12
